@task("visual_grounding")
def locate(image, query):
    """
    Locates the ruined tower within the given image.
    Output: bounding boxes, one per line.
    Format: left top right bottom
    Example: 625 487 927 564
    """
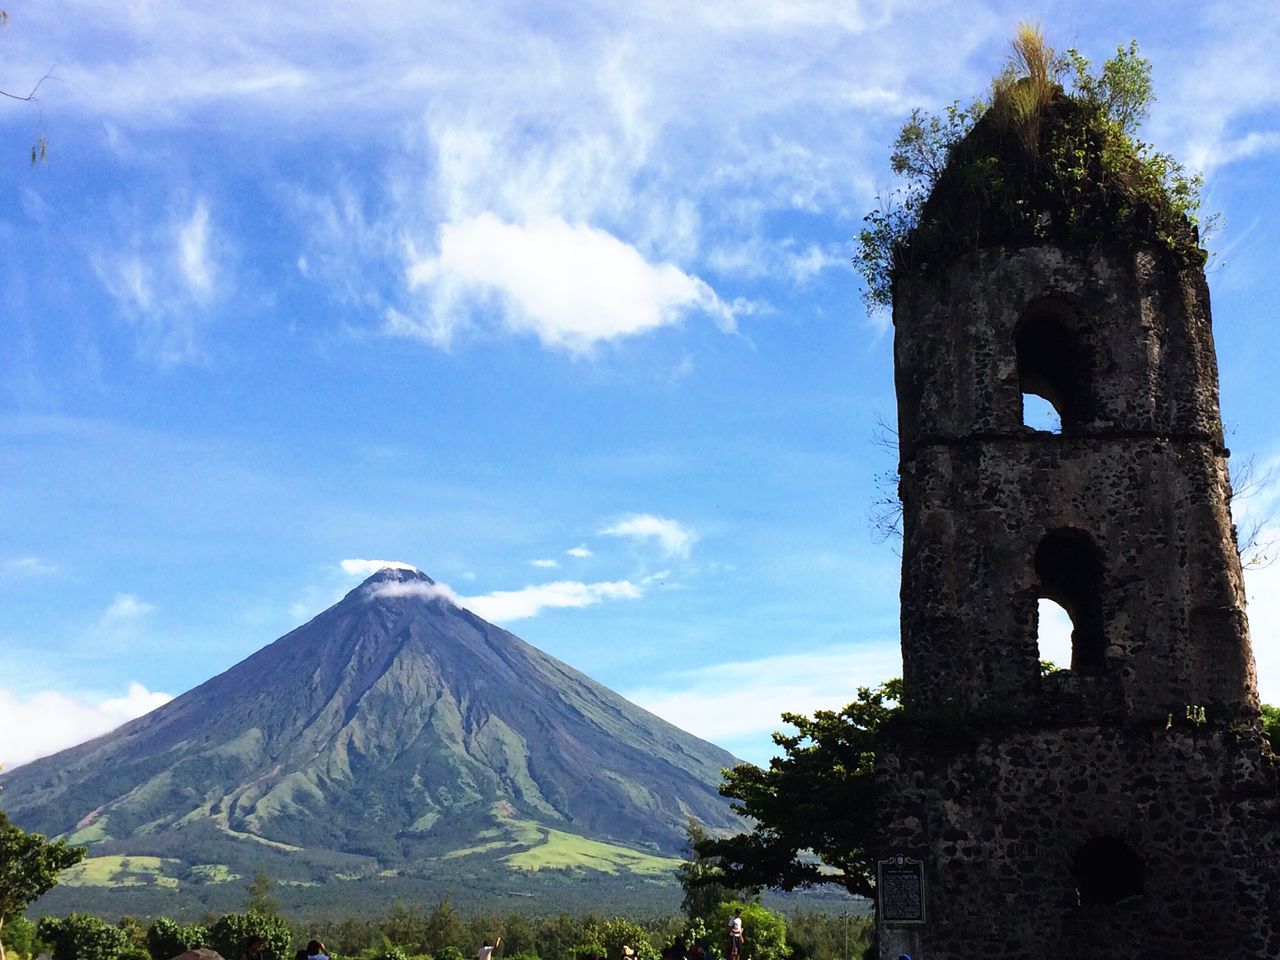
875 93 1280 958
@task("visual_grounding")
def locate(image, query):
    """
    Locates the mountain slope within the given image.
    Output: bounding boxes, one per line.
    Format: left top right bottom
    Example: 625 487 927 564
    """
0 568 740 894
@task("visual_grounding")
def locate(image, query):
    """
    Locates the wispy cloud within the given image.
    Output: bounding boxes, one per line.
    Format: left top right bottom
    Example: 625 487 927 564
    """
530 558 559 568
0 682 173 768
601 513 696 558
2 556 57 577
93 196 227 363
567 545 593 558
102 593 154 622
367 580 460 603
462 579 643 622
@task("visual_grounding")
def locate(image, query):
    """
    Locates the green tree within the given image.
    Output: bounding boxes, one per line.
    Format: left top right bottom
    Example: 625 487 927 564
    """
36 915 130 960
696 681 899 898
676 820 755 925
0 917 34 960
245 865 281 916
208 912 291 960
421 899 464 957
708 905 786 960
146 917 209 960
0 811 86 960
574 919 656 960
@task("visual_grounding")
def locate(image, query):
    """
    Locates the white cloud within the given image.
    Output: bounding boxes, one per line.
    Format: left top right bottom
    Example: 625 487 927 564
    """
102 593 154 622
625 644 903 749
93 196 226 363
367 580 460 603
340 558 420 576
530 558 559 568
460 579 642 622
399 214 740 353
178 199 216 298
601 514 696 558
567 545 593 558
0 682 173 768
3 556 57 576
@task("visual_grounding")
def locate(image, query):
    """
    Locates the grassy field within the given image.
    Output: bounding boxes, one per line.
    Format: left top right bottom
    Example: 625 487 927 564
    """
62 855 182 890
503 828 680 875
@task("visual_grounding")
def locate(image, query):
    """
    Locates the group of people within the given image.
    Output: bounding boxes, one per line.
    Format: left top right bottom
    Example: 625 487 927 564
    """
239 935 331 960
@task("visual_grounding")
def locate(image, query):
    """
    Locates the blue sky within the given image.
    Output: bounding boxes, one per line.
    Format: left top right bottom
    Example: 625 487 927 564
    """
1 0 1278 769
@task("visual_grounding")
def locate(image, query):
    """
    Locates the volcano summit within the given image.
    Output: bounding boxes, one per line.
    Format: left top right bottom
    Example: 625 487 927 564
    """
0 567 740 912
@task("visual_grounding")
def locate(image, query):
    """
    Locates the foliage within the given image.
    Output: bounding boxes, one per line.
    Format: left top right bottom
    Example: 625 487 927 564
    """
676 821 755 925
209 912 292 960
36 914 131 960
696 681 901 899
0 811 86 960
367 948 409 960
0 917 34 960
146 916 209 960
1262 704 1280 750
853 26 1209 311
246 866 282 917
708 905 787 960
575 919 657 960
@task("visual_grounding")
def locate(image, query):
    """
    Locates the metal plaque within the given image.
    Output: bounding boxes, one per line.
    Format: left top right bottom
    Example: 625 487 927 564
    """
877 855 926 924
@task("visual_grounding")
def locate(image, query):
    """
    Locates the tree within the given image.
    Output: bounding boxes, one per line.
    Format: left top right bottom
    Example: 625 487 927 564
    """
708 905 786 960
0 811 86 960
245 865 281 916
208 913 291 960
146 917 209 960
0 917 34 960
695 681 900 899
36 915 130 960
574 919 657 960
675 820 755 925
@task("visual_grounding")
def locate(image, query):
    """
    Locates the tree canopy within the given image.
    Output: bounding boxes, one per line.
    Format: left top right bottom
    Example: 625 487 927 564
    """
694 680 900 899
0 811 86 960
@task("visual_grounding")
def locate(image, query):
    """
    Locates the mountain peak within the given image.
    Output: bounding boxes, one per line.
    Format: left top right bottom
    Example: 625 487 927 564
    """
361 564 433 585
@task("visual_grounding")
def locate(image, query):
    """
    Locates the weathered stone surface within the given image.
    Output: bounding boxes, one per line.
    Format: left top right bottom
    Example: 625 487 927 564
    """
877 237 1279 958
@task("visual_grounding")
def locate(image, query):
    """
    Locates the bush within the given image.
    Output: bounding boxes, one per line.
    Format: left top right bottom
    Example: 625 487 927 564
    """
147 917 209 960
367 948 410 960
208 912 292 960
709 905 787 960
1 916 37 959
36 914 131 960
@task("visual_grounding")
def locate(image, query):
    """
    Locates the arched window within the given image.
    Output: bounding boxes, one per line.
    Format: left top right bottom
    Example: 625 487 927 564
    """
1016 300 1090 433
1072 837 1144 905
1034 528 1106 674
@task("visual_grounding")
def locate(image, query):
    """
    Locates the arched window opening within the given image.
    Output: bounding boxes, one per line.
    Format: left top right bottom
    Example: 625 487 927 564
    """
1072 837 1144 906
1016 301 1090 433
1035 528 1106 674
1022 394 1062 433
1035 597 1074 671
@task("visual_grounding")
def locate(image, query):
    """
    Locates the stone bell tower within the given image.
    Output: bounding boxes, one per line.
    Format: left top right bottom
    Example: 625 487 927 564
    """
874 97 1280 958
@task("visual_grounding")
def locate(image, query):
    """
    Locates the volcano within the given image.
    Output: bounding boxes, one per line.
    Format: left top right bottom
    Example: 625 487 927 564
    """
0 567 741 909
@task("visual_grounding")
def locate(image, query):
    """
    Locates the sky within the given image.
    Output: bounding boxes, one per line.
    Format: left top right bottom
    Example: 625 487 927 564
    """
1 0 1279 770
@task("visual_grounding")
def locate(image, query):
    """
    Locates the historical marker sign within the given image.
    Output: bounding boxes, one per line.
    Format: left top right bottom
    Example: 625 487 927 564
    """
877 855 926 924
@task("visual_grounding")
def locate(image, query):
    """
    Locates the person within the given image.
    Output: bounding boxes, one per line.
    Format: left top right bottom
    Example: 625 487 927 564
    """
295 951 309 960
727 908 743 960
238 936 264 960
477 937 502 960
306 940 330 960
